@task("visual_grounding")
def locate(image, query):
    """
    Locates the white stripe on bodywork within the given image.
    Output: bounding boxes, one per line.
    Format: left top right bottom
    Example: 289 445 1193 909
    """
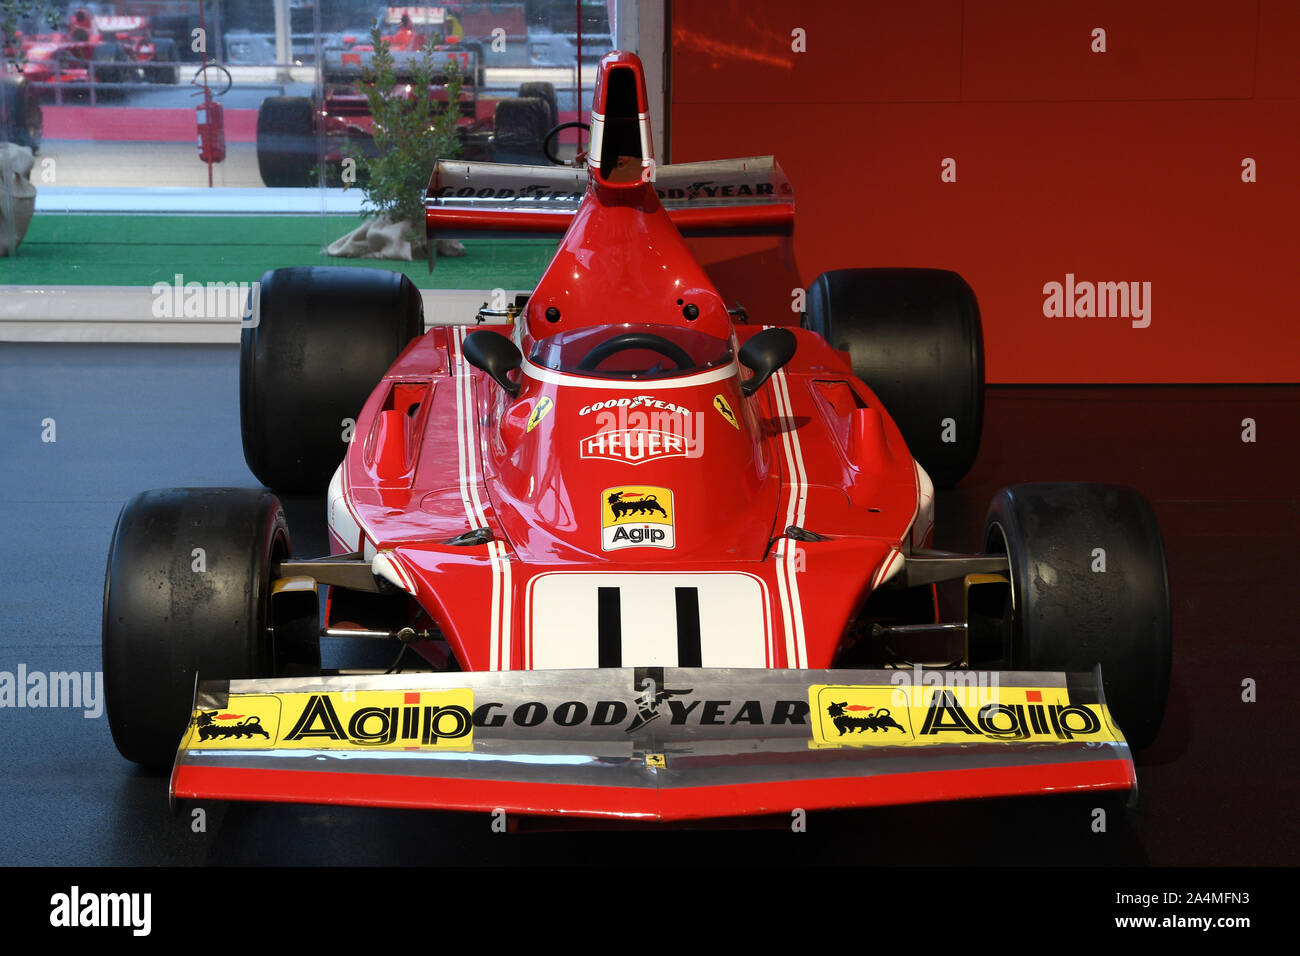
871 549 905 589
587 114 605 166
912 460 935 548
327 463 362 553
763 329 808 669
452 327 512 670
372 550 416 594
774 366 809 668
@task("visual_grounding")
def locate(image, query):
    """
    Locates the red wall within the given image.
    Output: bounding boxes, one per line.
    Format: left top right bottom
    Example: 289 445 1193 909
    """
670 0 1300 383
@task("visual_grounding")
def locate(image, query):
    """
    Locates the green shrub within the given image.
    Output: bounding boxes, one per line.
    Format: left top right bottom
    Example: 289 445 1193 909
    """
351 24 463 239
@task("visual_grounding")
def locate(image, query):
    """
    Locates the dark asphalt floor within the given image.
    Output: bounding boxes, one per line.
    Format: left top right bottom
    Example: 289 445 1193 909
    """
0 342 1296 866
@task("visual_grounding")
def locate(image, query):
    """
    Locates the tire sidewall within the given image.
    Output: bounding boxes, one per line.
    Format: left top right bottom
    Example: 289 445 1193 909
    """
241 267 424 492
103 489 288 767
982 483 1172 749
805 268 984 488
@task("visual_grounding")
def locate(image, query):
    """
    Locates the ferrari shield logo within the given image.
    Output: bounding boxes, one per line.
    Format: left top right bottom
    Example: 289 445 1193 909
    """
601 486 675 551
713 394 739 429
526 396 554 433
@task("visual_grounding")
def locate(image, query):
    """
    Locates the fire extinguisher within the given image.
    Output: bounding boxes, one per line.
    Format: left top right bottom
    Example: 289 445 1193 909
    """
192 61 232 185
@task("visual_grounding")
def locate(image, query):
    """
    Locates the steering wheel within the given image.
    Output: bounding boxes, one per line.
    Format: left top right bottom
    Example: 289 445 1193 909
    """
543 121 590 166
576 333 695 373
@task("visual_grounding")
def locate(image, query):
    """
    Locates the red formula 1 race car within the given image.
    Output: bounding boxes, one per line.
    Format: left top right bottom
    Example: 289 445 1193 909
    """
19 8 179 89
255 7 554 186
104 52 1171 822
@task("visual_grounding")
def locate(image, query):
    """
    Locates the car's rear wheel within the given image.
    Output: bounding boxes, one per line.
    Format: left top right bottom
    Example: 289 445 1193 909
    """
492 96 550 163
241 267 425 493
103 488 319 769
803 268 984 488
517 81 558 130
146 38 181 84
91 41 129 91
256 96 316 187
979 483 1172 750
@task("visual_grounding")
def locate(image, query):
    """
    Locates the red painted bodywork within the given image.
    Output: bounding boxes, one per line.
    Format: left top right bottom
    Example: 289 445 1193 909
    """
173 52 1137 820
331 51 926 675
177 760 1134 821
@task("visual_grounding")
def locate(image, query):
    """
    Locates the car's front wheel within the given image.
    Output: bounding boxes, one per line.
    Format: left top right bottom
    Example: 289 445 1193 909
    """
103 488 319 769
978 483 1172 750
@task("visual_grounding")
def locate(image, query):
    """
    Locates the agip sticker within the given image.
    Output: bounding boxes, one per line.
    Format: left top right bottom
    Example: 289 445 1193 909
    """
807 683 1121 748
601 486 675 551
182 689 474 752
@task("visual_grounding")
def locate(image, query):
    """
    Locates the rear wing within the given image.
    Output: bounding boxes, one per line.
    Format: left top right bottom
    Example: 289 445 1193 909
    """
324 45 476 81
383 6 446 25
424 156 795 241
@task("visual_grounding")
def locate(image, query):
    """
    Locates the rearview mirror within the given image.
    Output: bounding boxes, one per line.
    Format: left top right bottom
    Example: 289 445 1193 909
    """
739 327 797 396
463 330 522 397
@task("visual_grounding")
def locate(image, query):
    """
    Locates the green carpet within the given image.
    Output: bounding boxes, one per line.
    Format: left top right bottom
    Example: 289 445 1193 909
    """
1 215 557 288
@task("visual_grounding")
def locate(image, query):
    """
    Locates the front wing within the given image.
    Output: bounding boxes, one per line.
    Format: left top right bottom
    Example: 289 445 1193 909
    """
171 668 1135 821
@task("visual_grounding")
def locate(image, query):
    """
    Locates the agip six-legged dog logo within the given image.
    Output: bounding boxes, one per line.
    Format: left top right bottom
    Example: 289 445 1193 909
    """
607 491 668 519
601 486 675 551
826 701 905 735
193 710 271 740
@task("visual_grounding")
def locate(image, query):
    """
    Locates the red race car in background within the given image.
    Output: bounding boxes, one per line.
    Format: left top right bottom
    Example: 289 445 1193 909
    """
19 7 179 88
103 51 1171 822
255 6 554 185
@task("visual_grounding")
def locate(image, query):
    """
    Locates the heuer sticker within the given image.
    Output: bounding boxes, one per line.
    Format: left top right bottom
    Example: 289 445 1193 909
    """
182 689 474 752
526 396 554 432
807 684 1121 749
713 394 739 429
581 428 690 465
601 485 675 550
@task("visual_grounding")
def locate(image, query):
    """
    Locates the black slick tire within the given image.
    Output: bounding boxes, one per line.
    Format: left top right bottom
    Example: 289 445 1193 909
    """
256 96 316 187
803 268 984 487
103 488 316 769
240 267 425 493
981 483 1172 750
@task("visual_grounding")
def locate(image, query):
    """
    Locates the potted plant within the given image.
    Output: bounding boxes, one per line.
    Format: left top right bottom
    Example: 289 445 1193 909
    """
327 24 465 262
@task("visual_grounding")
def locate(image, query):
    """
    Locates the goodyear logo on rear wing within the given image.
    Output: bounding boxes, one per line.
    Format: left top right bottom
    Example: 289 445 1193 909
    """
182 689 474 752
808 684 1121 748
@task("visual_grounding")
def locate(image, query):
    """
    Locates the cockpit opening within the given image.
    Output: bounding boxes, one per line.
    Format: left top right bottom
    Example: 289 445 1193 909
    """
530 323 732 380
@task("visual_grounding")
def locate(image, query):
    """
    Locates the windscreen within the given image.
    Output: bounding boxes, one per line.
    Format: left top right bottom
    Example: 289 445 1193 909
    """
530 323 732 380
